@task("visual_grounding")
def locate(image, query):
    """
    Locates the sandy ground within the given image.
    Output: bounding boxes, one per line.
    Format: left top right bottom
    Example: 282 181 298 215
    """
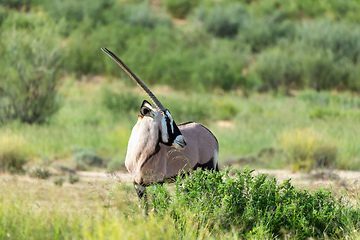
75 168 360 193
4 168 359 200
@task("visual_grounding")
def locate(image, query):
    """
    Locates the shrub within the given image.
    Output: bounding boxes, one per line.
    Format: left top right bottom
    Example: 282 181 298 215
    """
188 39 249 91
29 167 51 179
149 168 358 239
101 87 141 115
121 2 171 28
295 21 360 91
309 108 341 119
54 177 65 187
297 21 360 64
213 98 237 120
34 0 116 32
64 19 109 76
247 0 360 23
164 0 197 19
165 95 212 123
302 49 352 91
198 3 248 38
0 0 31 10
72 149 104 170
238 12 295 52
107 159 125 172
66 21 170 76
250 46 304 92
0 11 62 124
278 128 337 172
69 174 80 184
0 135 28 174
0 6 8 26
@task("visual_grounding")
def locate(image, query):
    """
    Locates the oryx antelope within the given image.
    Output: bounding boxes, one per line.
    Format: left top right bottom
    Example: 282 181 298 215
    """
101 48 219 199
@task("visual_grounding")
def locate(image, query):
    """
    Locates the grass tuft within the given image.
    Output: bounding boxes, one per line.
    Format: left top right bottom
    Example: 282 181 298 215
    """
278 128 337 172
0 134 28 173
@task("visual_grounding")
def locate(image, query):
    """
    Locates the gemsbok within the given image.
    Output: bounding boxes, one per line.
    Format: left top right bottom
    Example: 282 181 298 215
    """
101 48 219 200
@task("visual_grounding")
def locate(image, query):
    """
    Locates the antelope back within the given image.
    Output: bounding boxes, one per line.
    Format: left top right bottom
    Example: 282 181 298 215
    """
162 122 219 179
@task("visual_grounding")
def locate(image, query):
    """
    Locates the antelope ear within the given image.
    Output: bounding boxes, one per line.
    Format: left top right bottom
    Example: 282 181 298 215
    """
140 100 155 117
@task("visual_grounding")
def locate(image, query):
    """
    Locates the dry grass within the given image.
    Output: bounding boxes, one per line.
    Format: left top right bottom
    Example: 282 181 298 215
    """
278 127 338 172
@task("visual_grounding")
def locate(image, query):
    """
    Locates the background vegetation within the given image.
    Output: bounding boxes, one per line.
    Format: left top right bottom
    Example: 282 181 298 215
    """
0 0 359 170
1 169 360 239
2 0 360 93
1 0 360 238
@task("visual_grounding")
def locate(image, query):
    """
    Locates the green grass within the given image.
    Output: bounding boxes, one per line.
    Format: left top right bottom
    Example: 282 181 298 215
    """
2 78 360 170
2 1 360 238
0 168 359 239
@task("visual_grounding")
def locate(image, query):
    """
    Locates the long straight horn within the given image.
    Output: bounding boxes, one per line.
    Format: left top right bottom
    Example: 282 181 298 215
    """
101 48 166 112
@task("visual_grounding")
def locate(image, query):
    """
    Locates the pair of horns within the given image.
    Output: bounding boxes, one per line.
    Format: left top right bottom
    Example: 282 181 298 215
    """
101 48 166 112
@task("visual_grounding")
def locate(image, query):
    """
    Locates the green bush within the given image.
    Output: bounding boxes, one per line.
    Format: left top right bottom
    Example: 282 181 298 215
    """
121 2 171 28
66 22 171 77
69 174 80 184
309 108 341 119
0 11 62 124
188 39 249 91
247 0 360 23
148 168 358 239
54 177 65 187
0 0 31 9
164 0 197 19
72 149 104 170
64 20 110 76
303 49 352 90
294 21 360 90
34 0 116 33
3 0 360 94
0 6 8 26
165 95 212 123
107 159 125 172
198 3 248 38
250 46 303 92
238 12 295 52
29 167 51 179
297 21 360 64
213 98 237 120
101 87 141 115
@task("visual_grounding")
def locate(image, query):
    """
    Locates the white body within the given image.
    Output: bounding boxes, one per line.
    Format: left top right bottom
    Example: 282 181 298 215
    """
125 116 219 185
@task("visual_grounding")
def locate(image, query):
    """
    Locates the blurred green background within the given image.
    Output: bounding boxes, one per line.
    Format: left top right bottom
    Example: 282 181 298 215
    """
1 0 360 172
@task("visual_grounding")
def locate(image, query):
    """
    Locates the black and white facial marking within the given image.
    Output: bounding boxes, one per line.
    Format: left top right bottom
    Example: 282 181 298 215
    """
140 100 186 150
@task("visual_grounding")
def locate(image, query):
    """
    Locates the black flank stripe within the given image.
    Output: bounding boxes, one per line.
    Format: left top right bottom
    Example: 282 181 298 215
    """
140 133 161 169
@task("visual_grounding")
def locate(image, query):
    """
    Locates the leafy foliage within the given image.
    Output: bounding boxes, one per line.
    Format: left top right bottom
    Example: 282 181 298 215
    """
72 149 104 170
164 0 197 19
29 167 51 179
0 11 62 124
149 168 359 239
1 0 360 93
197 3 248 38
53 177 65 186
69 174 80 184
101 87 141 115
